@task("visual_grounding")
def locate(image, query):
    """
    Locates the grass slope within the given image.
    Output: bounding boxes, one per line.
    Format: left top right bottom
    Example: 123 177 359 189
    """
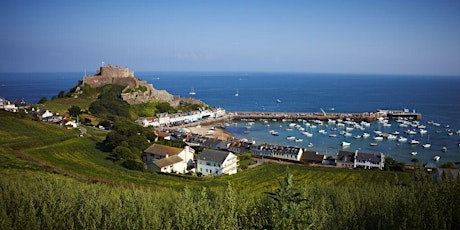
0 113 411 193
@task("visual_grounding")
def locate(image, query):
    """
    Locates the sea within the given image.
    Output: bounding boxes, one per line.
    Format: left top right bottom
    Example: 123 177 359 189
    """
1 71 460 165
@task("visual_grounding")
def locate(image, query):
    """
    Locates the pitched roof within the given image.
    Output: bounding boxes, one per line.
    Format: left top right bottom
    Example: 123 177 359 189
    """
337 150 354 163
198 149 230 164
153 155 184 168
301 150 325 162
356 152 382 164
144 144 183 156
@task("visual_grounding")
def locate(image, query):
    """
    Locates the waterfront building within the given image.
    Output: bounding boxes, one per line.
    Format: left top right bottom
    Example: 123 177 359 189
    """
336 150 385 170
197 149 238 176
250 144 303 161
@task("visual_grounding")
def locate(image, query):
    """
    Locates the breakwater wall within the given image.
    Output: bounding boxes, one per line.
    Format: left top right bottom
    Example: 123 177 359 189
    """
175 110 421 129
228 110 421 122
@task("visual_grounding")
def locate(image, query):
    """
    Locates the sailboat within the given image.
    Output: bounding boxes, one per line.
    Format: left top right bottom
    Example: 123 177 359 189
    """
189 87 196 95
235 89 239 97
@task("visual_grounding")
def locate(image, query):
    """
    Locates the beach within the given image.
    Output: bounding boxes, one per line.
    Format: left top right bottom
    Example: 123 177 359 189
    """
186 125 234 141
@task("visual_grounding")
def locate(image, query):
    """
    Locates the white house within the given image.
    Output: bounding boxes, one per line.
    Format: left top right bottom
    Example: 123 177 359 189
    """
40 110 54 120
2 100 17 112
336 150 385 170
197 149 238 176
142 144 194 174
354 150 385 170
250 144 303 161
65 120 78 128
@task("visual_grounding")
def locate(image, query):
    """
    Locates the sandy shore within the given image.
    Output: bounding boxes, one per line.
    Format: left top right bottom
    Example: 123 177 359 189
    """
186 125 234 141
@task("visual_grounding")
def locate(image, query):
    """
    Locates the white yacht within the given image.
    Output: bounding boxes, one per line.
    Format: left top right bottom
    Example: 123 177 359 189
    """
189 87 196 95
410 139 420 145
341 141 351 147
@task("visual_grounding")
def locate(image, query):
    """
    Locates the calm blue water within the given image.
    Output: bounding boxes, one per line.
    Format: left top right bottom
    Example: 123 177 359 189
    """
1 71 460 165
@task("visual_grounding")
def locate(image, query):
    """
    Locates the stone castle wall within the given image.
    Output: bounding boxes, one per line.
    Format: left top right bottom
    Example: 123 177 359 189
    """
81 65 205 106
83 65 134 88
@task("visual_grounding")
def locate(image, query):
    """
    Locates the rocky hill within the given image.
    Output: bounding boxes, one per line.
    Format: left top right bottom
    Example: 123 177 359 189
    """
80 65 204 106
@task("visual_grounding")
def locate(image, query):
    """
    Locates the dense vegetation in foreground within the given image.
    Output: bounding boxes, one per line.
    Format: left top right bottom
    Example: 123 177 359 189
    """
1 112 460 229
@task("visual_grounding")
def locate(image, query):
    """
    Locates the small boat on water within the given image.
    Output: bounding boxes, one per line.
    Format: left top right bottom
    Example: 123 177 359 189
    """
434 156 440 161
286 136 295 141
341 141 351 147
410 140 420 145
422 143 431 148
411 151 418 156
276 99 281 103
235 89 239 97
398 136 408 142
370 142 378 146
189 87 196 95
268 130 279 136
362 133 370 138
442 147 447 152
295 138 303 142
307 143 314 148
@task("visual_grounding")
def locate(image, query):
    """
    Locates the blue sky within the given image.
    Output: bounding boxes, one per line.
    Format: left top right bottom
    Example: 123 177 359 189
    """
1 0 459 75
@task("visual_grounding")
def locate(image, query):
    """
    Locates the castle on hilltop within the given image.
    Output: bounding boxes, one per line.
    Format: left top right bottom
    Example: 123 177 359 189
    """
83 64 136 88
80 64 205 107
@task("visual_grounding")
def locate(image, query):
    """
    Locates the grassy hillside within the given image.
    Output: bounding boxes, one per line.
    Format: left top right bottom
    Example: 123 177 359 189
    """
2 112 460 229
0 112 411 192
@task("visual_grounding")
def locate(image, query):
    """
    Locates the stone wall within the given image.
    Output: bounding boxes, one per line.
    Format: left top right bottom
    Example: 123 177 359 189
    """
83 65 134 88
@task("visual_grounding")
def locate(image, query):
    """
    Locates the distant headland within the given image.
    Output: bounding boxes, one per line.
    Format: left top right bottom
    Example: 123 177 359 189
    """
81 64 205 106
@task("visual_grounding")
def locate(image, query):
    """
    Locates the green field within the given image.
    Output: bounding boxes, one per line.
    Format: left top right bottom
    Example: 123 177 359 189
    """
1 112 459 229
0 112 411 192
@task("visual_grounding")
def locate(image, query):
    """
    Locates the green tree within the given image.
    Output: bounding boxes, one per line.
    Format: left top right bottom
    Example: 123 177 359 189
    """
38 97 47 104
57 90 66 98
266 167 311 229
155 102 175 114
68 105 82 118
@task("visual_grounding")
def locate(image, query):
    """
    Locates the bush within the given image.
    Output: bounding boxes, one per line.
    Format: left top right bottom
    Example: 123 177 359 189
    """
122 159 145 171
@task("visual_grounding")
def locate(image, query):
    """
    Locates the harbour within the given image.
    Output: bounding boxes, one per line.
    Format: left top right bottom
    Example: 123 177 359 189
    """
228 109 422 122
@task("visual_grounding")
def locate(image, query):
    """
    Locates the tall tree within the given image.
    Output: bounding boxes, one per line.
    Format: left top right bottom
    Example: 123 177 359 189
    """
68 105 82 118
